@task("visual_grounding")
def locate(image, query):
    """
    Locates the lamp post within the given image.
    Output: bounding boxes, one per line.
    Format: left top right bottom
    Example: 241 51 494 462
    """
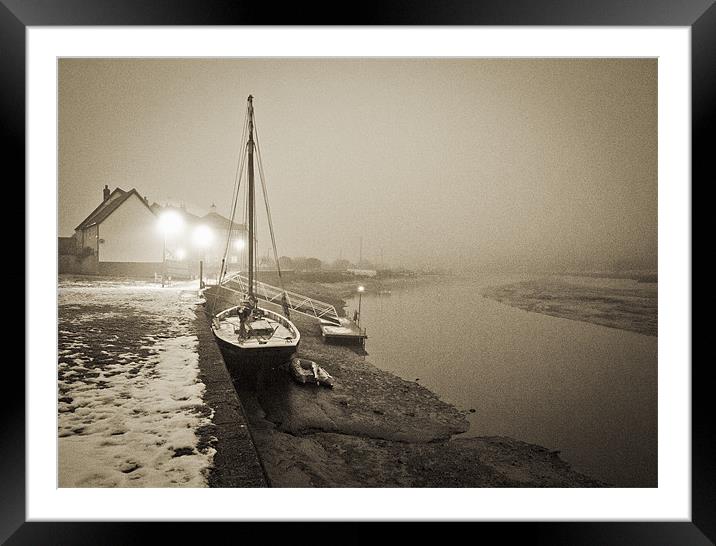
157 210 184 287
162 237 166 287
192 224 214 288
357 285 365 326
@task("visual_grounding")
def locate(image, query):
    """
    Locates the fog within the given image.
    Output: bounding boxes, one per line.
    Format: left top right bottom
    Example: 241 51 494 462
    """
59 58 656 272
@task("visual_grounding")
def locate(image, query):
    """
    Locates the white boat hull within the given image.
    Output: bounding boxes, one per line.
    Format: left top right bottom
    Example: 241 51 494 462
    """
212 306 300 380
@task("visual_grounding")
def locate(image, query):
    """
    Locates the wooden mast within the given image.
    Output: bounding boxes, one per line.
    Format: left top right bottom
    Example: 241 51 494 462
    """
247 95 255 300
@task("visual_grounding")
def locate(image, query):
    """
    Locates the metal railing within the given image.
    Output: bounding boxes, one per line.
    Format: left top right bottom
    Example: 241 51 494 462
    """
221 272 341 325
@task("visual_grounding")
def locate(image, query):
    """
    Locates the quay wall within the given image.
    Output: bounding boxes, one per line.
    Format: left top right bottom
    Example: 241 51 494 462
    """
194 306 268 487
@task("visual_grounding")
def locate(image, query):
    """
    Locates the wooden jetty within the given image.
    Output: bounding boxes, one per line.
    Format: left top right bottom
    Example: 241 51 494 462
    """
320 317 368 347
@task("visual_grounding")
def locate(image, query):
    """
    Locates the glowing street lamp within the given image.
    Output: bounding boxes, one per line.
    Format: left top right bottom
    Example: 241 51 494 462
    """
357 285 365 326
192 224 214 248
176 248 186 261
157 210 185 287
157 210 184 238
234 238 245 251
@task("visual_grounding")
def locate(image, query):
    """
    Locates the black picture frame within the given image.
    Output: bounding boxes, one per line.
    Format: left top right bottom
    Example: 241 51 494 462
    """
6 1 711 543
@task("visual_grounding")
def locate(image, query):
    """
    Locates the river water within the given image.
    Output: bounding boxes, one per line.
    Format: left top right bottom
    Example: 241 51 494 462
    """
346 275 657 487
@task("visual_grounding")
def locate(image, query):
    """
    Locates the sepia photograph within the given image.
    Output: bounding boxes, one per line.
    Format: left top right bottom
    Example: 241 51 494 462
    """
57 57 657 489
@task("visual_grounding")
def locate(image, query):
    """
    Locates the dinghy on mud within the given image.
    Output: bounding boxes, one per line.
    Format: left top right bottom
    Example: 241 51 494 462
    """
289 358 335 388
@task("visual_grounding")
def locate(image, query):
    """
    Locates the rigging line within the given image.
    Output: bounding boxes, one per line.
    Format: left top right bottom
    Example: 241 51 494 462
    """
255 146 282 291
219 139 247 287
242 172 249 274
212 101 249 318
229 102 250 246
254 202 259 292
253 121 286 294
223 103 249 270
253 156 259 295
219 102 250 284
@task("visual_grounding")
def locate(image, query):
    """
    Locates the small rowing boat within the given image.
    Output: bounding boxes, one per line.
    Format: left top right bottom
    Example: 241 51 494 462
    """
289 358 335 388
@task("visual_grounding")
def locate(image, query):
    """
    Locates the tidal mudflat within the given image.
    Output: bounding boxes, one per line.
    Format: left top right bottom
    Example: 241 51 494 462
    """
480 274 657 337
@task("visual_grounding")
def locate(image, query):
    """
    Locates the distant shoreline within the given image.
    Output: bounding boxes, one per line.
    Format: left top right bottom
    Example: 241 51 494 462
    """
480 275 657 337
559 270 658 284
282 272 447 316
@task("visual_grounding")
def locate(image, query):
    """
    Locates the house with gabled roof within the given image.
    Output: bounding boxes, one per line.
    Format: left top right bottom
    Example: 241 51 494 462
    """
69 185 164 276
60 185 250 278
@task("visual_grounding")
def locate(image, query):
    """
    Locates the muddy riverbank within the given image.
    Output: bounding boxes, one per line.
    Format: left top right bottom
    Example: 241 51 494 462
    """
206 283 604 487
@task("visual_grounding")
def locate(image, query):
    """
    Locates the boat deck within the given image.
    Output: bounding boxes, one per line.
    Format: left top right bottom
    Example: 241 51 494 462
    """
214 315 297 349
320 317 367 346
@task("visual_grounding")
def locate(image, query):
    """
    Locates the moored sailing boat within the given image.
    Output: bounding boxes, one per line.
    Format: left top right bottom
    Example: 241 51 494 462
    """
211 95 300 374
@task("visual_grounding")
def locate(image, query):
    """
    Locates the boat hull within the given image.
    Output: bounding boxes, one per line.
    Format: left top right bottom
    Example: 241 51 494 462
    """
213 332 299 384
212 302 300 386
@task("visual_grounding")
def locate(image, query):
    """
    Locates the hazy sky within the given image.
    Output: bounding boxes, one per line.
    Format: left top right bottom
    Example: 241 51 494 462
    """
59 58 656 270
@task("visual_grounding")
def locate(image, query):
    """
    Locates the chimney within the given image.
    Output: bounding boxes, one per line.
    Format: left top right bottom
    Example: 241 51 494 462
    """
103 185 110 202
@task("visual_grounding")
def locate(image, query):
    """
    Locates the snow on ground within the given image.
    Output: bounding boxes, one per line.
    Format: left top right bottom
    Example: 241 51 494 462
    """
58 277 215 487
